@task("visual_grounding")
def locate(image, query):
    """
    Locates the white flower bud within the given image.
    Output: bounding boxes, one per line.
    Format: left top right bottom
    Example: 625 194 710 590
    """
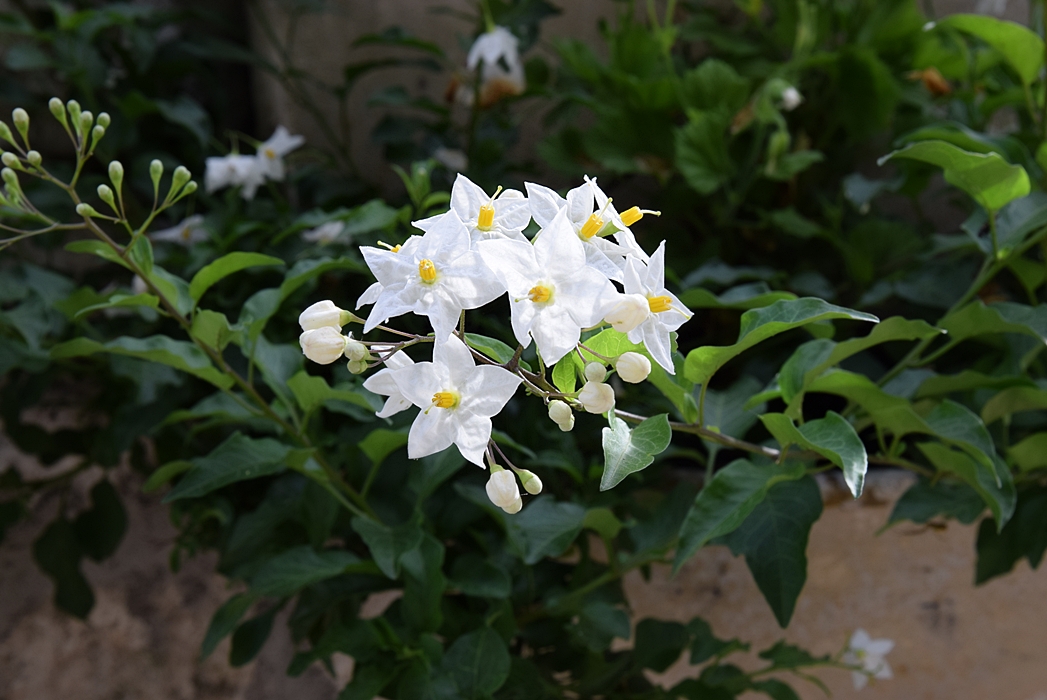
12 108 28 134
578 381 615 414
517 470 543 495
548 399 573 425
299 327 348 365
584 362 607 383
486 468 521 511
346 359 368 374
344 336 369 362
96 112 110 128
75 203 99 217
558 414 575 431
1 152 18 168
604 293 650 333
781 86 803 111
108 161 124 189
26 150 41 167
502 496 523 514
298 300 345 331
616 352 651 383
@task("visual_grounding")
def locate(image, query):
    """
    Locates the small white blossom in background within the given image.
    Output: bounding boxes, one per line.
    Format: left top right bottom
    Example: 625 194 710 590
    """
780 86 804 111
843 629 894 690
390 334 522 467
362 347 416 419
486 467 522 513
622 243 692 374
416 173 530 244
467 26 526 107
205 154 264 199
433 147 468 173
255 125 305 182
301 220 345 245
150 214 208 246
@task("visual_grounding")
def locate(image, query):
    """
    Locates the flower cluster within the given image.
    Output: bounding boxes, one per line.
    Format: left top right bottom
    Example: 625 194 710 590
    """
205 126 304 200
299 173 691 512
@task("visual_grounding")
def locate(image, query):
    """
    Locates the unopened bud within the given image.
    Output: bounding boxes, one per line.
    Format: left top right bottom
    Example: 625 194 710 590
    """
76 203 99 217
299 327 348 365
1 152 18 168
2 168 18 189
26 150 41 167
66 100 82 133
97 184 116 209
180 181 198 196
96 112 110 128
79 110 93 133
548 399 573 426
578 380 615 414
616 352 651 383
344 337 369 362
299 299 346 331
49 98 67 126
516 469 543 495
11 108 28 142
90 125 105 148
486 468 522 513
171 165 191 191
584 362 607 383
604 293 649 334
0 122 14 146
346 359 368 374
108 161 124 190
149 159 163 191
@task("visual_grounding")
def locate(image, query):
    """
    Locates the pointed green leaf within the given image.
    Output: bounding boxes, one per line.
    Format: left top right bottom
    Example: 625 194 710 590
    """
51 335 234 389
936 14 1044 86
600 414 672 491
250 546 366 596
351 517 424 579
917 442 1015 528
939 301 1047 345
761 412 868 497
441 627 510 700
286 371 375 414
189 251 284 302
981 386 1047 425
200 593 257 659
504 497 586 564
74 292 160 319
163 433 309 501
1009 433 1047 472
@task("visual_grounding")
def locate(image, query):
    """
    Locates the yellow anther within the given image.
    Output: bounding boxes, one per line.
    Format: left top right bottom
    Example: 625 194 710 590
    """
377 241 401 252
418 258 437 283
621 207 643 227
528 284 553 303
431 391 458 409
579 213 604 240
180 226 192 241
477 203 495 230
648 295 673 313
264 148 276 159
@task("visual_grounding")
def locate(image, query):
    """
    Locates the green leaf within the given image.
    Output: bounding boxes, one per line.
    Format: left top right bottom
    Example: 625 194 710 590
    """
339 663 397 700
915 370 1035 398
675 112 734 194
229 607 278 667
583 507 623 540
359 428 410 469
633 619 689 672
190 309 239 351
50 336 234 389
720 476 823 627
678 283 796 311
758 640 830 670
681 59 750 117
33 517 93 618
974 488 1047 584
878 140 1030 213
441 627 510 700
751 679 801 700
351 517 424 579
981 386 1047 425
674 460 805 573
938 301 1047 345
552 354 579 394
761 412 868 497
464 333 518 364
684 298 878 387
200 593 257 659
401 534 446 634
600 414 672 491
74 480 127 562
143 460 194 493
917 442 1015 528
888 478 986 526
286 371 375 414
1009 433 1047 472
250 546 364 596
74 292 160 319
164 433 308 502
449 554 511 598
574 601 631 652
936 14 1045 86
688 617 749 664
189 251 284 303
701 376 766 440
505 497 586 565
65 240 131 270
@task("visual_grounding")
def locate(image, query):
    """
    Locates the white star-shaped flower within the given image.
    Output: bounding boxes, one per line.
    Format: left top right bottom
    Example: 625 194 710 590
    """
622 242 691 373
362 347 416 418
358 210 506 339
256 125 305 182
843 629 894 690
150 214 208 246
391 334 522 466
526 177 651 281
301 220 345 245
204 154 265 199
415 174 530 244
467 26 526 103
478 207 618 364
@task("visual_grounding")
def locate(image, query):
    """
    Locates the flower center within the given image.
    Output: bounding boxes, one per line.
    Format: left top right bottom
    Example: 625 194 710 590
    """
431 391 459 409
579 213 603 240
264 147 276 160
528 284 553 303
648 295 673 313
418 259 437 283
476 185 502 231
180 226 192 241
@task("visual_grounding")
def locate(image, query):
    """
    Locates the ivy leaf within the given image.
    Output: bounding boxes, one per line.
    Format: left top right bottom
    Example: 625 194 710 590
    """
674 460 805 573
600 414 672 491
188 251 284 303
878 140 1030 213
917 443 1015 529
760 412 868 497
249 546 367 596
684 298 878 387
505 497 586 564
286 371 376 414
720 476 823 627
974 487 1047 584
351 517 424 579
441 627 510 700
888 478 987 526
163 433 309 502
51 335 234 390
935 14 1045 86
633 619 689 672
200 592 257 659
938 301 1047 345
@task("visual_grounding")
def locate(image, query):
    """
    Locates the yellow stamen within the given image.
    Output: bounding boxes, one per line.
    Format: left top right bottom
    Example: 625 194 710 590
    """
620 206 660 227
528 284 553 303
580 213 603 240
378 240 401 253
432 391 458 409
648 295 673 313
476 186 502 231
264 148 276 159
419 259 437 283
180 226 192 241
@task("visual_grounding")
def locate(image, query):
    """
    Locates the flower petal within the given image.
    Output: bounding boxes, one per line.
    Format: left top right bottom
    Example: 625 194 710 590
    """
408 407 456 460
461 365 522 416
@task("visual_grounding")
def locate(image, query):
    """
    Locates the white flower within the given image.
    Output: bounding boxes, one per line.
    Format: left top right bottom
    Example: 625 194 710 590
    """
622 242 692 374
433 147 468 173
616 352 651 383
604 293 650 334
467 26 526 106
517 469 542 495
298 300 346 331
150 214 208 246
578 381 615 414
362 348 416 419
299 327 348 365
843 629 894 690
390 334 522 466
584 362 607 383
301 221 345 245
415 174 530 244
358 210 506 339
780 86 803 111
486 468 522 513
478 208 619 364
525 177 651 282
255 125 305 182
204 154 265 199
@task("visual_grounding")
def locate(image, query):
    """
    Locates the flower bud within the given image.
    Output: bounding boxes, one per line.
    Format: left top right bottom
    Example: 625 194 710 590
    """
604 293 649 333
298 300 346 331
616 352 651 383
149 159 163 191
90 125 105 148
79 110 93 133
584 362 607 383
12 108 29 142
344 337 369 362
66 100 82 131
1 152 18 168
25 151 41 167
548 399 573 426
346 359 369 374
76 203 99 217
181 181 198 196
49 98 67 127
299 327 347 365
0 122 14 146
578 380 615 414
516 469 543 495
171 165 191 193
2 168 18 186
97 184 116 210
96 112 111 128
108 160 124 191
486 468 522 512
780 86 803 111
